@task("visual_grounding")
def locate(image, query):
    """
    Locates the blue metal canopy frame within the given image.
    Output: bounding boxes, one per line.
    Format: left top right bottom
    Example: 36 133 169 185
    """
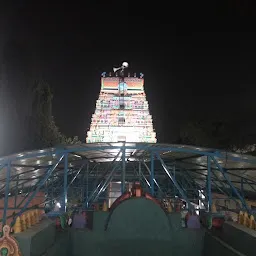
0 142 256 225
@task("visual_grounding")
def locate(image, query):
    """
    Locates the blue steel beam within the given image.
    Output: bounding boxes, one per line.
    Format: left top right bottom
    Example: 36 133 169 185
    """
225 171 256 192
207 156 212 212
0 164 6 171
142 161 163 194
245 181 256 193
177 159 256 185
211 156 250 212
63 153 68 212
173 165 176 196
214 150 256 165
164 167 193 195
14 176 19 208
188 168 241 208
193 169 232 196
86 150 122 204
3 161 11 225
101 167 119 193
85 163 89 208
92 165 119 203
16 193 30 209
3 168 49 184
156 153 191 209
3 145 256 167
1 144 255 213
133 169 151 193
134 165 151 188
178 174 192 192
241 178 244 197
184 161 256 193
141 172 151 188
150 152 155 195
65 146 215 158
0 166 37 193
138 161 142 183
68 164 85 189
178 175 194 192
182 170 204 191
87 164 120 204
184 172 205 197
13 154 65 220
0 175 17 193
48 163 85 203
121 146 126 193
170 170 207 207
201 169 242 195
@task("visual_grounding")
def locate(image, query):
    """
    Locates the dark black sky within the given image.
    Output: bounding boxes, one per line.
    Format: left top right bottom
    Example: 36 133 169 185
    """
2 1 256 145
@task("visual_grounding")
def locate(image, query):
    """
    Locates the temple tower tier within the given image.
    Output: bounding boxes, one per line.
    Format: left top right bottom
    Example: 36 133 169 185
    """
86 72 157 143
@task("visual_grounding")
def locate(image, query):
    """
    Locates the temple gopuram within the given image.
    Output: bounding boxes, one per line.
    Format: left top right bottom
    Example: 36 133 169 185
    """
86 71 156 143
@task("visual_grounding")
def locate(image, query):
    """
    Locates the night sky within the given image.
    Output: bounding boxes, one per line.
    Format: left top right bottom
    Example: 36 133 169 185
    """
1 2 256 149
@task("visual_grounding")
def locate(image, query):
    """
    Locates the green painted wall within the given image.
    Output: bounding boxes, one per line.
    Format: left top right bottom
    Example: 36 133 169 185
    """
72 198 205 256
14 198 255 256
14 219 69 256
71 229 205 256
106 198 171 240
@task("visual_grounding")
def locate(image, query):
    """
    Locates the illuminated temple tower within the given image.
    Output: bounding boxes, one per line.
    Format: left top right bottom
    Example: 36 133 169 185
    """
86 66 156 143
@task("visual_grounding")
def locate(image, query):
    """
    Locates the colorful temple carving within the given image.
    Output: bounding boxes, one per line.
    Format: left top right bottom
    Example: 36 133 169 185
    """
86 72 156 143
0 225 22 256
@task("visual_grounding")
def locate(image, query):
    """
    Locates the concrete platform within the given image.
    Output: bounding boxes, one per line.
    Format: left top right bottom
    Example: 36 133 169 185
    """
213 221 256 256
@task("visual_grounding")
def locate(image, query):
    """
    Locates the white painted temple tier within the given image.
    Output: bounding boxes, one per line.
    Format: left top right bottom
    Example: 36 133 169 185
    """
86 74 156 143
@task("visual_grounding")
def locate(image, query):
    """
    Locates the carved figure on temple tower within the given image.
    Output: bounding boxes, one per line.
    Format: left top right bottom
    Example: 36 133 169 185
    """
0 225 22 256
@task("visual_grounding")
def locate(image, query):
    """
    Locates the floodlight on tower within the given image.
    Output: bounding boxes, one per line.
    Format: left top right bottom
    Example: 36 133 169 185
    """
113 61 129 73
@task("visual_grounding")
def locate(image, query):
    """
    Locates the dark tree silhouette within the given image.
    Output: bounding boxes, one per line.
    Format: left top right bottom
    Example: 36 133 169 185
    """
0 39 80 156
179 119 255 154
30 80 80 149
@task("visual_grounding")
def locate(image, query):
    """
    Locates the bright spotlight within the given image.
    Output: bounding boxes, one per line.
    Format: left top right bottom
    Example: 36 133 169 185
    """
122 62 129 68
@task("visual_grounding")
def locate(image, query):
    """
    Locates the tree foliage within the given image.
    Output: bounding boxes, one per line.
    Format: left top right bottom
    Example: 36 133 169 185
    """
179 120 231 149
0 37 81 156
179 120 254 153
30 80 81 148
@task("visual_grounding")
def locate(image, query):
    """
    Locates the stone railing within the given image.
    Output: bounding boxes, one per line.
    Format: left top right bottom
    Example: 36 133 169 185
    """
237 211 256 230
12 209 45 234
